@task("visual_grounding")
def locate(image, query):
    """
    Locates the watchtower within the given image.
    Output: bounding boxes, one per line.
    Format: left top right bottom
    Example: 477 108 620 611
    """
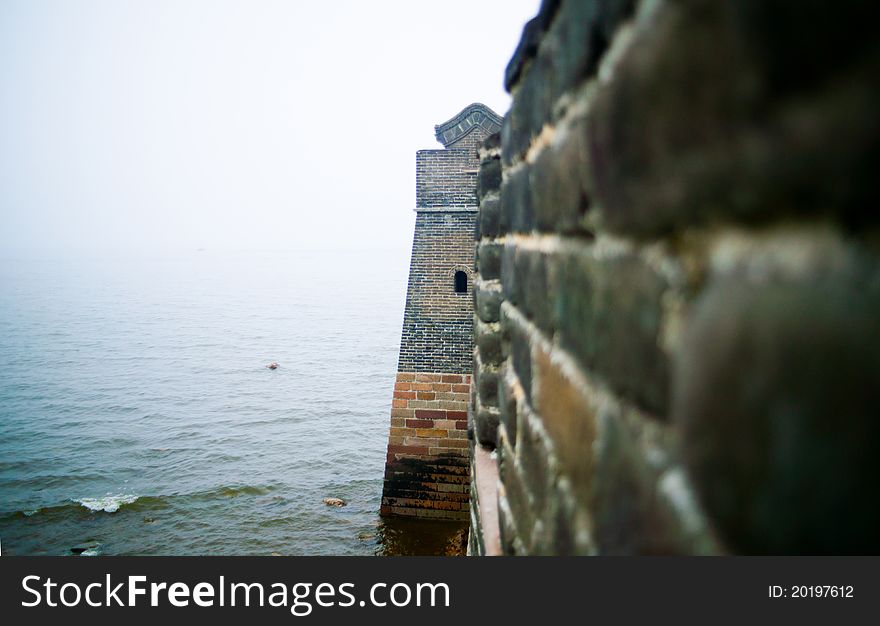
381 103 503 520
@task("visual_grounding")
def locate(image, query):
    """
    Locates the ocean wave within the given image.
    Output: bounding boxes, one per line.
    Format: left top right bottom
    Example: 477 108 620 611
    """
3 484 277 520
75 494 140 513
207 485 274 498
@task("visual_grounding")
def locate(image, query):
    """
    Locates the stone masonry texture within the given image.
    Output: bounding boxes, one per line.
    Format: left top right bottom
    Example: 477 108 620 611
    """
382 104 502 520
468 0 880 554
397 211 476 374
381 372 472 521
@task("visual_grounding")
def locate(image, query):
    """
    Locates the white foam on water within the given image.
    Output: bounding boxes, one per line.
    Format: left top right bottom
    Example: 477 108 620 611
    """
80 547 101 556
75 495 139 513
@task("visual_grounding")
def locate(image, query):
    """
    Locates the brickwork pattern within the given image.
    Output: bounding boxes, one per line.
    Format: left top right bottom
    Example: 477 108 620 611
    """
469 0 880 555
468 133 504 555
416 137 489 209
397 211 476 374
383 104 502 520
399 104 501 375
381 372 471 520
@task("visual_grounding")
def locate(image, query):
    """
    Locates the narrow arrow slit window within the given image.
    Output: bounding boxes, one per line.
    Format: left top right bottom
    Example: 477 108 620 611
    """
454 270 468 294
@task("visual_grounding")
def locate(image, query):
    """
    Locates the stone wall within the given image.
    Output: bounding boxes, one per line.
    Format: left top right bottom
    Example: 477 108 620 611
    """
382 104 502 521
397 210 477 374
469 0 880 554
381 372 471 520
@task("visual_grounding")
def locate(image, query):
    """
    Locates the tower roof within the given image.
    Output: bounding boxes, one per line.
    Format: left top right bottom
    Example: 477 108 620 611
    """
434 103 502 148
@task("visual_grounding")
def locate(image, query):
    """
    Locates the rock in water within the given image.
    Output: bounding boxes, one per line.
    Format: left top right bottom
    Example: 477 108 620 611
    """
323 497 346 507
70 543 99 555
266 362 279 370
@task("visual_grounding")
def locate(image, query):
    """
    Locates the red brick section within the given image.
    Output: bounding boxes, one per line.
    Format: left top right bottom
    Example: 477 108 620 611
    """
381 371 472 520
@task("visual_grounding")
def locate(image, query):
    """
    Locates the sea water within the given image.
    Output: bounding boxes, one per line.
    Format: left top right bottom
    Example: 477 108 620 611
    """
0 248 465 555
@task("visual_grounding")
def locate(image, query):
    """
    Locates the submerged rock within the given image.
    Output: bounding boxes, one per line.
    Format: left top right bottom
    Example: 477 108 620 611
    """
70 543 100 555
323 497 346 507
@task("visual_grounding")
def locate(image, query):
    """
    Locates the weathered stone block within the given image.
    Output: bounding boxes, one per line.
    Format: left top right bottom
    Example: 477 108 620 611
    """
478 196 501 239
477 156 501 201
500 242 521 305
474 279 503 323
497 434 535 548
555 249 669 416
502 60 546 164
498 366 519 448
500 164 534 234
590 406 685 554
551 477 596 555
473 394 500 449
499 108 521 168
530 112 592 235
474 318 504 366
546 0 604 102
476 364 499 407
476 240 503 280
504 0 560 92
518 248 557 336
532 341 598 496
675 271 880 554
501 303 533 402
516 406 555 517
586 0 880 237
502 246 558 336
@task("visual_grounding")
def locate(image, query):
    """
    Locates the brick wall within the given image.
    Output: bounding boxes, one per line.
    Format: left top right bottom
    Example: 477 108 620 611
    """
399 106 502 375
469 0 880 554
468 133 504 555
397 210 477 374
415 151 480 210
381 372 471 520
382 104 502 521
416 104 504 210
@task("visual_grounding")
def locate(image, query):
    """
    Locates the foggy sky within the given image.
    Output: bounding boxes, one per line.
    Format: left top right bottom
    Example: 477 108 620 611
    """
0 0 539 257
